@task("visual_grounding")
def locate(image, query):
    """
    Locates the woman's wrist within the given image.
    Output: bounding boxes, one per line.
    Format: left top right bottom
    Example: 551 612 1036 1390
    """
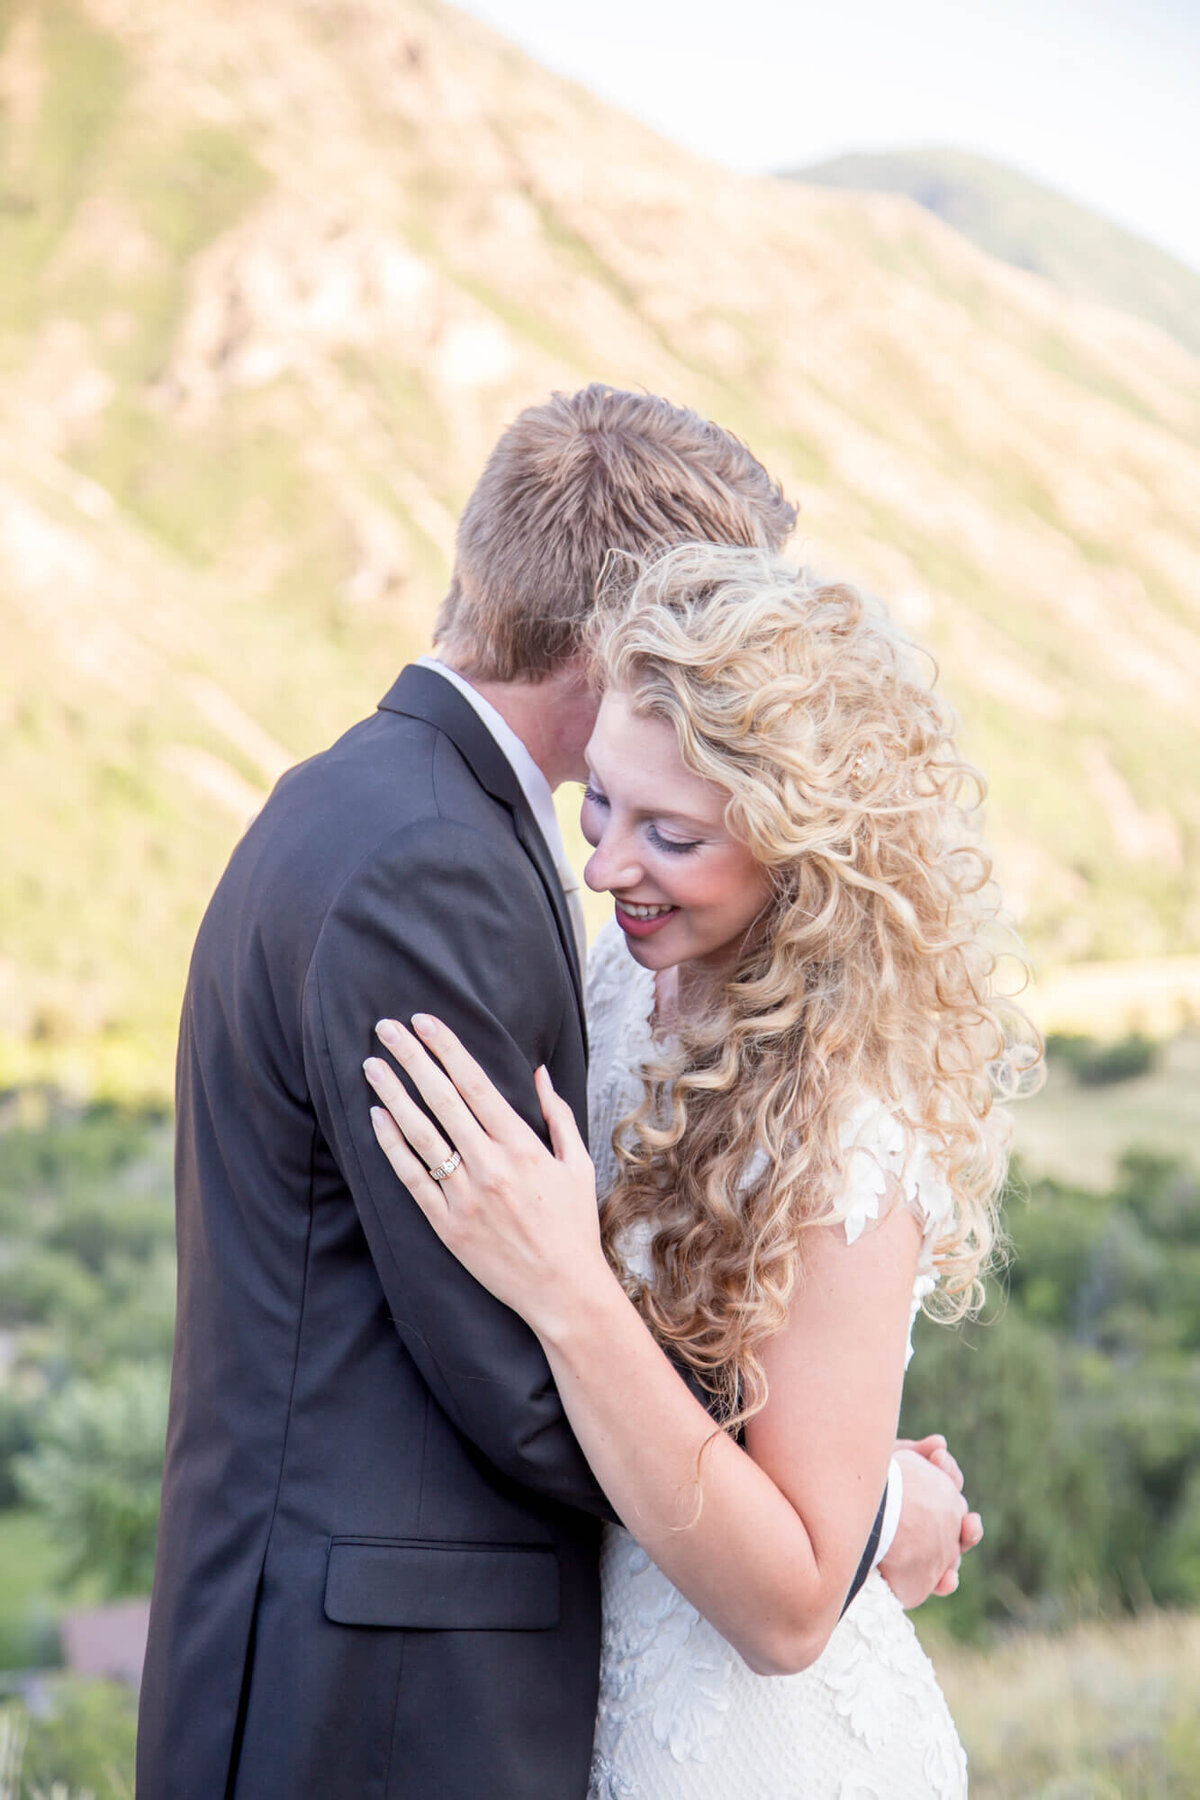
529 1255 630 1355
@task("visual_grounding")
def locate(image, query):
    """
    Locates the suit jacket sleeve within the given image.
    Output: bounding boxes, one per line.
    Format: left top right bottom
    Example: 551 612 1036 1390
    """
303 817 617 1521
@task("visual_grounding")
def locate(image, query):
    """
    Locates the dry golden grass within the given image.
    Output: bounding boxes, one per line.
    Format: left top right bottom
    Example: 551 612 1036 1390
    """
925 1611 1200 1797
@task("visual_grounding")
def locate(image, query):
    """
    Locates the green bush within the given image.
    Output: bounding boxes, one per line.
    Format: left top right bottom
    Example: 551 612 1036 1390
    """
1046 1032 1160 1086
1115 1148 1200 1245
902 1307 1112 1635
0 1393 39 1513
0 1252 105 1333
15 1366 168 1598
0 1096 174 1378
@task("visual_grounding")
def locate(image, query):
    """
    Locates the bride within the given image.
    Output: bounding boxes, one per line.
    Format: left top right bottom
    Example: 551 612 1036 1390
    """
364 544 1035 1797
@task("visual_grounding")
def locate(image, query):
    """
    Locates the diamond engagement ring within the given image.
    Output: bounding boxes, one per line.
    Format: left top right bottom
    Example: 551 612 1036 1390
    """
427 1149 462 1183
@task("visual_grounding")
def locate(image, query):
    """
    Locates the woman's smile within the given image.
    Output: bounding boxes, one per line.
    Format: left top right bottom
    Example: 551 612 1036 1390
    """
612 900 679 937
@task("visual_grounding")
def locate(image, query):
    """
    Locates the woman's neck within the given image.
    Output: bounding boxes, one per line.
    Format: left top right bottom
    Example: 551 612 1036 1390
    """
653 959 723 1034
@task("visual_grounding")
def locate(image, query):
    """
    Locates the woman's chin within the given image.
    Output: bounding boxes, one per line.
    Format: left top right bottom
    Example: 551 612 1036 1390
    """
615 924 680 970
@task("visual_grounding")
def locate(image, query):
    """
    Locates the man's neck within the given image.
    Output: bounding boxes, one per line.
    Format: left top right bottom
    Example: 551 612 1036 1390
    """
432 651 594 790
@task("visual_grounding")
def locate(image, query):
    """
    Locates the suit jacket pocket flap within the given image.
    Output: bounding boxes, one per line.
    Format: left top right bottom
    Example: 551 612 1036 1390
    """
324 1538 560 1630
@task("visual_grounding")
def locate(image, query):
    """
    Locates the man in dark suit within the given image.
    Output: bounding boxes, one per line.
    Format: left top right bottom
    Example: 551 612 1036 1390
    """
137 386 972 1799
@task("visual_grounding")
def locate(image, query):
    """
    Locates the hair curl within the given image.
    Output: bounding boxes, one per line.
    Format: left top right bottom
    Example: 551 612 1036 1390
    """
592 544 1041 1428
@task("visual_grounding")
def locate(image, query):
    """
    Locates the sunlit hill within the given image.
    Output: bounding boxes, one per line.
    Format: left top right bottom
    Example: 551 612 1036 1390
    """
2 0 1199 1094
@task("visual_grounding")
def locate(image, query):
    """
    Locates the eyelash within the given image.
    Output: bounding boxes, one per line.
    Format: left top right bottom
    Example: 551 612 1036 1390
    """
583 787 701 856
649 826 701 856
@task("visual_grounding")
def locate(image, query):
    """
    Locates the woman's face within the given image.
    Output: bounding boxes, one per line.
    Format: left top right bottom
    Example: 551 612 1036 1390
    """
581 689 772 974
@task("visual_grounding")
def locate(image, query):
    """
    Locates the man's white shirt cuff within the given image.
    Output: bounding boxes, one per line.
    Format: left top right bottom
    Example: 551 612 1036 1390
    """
873 1456 904 1566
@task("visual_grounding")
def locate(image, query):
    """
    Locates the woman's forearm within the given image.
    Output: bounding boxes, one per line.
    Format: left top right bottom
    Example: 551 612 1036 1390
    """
535 1268 856 1675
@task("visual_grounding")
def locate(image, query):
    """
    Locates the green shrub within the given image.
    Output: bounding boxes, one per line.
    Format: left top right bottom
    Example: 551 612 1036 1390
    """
1046 1032 1160 1086
15 1366 167 1598
1114 1148 1200 1245
0 1393 39 1511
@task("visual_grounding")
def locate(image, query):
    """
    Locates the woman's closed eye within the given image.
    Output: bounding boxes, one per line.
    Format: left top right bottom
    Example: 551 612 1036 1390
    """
648 824 702 856
584 779 703 855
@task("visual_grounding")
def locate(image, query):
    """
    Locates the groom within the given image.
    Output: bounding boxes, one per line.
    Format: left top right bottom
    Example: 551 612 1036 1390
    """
138 386 974 1799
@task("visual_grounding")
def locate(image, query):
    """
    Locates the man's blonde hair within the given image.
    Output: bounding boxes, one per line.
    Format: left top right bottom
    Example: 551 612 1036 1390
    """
435 385 796 681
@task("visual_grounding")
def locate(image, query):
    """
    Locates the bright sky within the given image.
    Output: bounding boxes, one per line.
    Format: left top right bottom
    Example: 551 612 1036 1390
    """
454 0 1200 274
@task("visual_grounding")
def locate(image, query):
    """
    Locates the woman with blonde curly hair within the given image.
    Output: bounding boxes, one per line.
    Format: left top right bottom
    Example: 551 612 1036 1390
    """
365 543 1037 1797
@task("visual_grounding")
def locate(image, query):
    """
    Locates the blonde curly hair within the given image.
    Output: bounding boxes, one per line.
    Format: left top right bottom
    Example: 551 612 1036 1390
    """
591 544 1040 1428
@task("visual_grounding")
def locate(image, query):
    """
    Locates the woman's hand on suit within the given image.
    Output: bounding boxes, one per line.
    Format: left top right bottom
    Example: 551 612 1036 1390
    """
364 1015 612 1336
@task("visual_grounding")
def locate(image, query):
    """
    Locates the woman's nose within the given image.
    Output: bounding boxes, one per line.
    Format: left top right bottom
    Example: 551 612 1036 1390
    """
584 828 643 894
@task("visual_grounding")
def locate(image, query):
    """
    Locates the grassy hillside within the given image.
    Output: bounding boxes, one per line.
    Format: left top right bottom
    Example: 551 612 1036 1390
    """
792 145 1200 360
2 0 1200 1095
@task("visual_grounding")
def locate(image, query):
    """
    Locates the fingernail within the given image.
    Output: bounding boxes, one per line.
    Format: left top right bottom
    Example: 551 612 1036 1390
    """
375 1019 401 1047
369 1106 386 1131
363 1057 385 1081
412 1013 437 1035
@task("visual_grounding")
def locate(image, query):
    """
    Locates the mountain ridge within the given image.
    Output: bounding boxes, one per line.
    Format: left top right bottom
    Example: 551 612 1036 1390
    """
790 145 1200 360
2 0 1199 1094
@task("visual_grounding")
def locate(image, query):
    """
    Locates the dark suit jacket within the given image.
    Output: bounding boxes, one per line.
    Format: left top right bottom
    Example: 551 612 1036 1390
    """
137 666 616 1800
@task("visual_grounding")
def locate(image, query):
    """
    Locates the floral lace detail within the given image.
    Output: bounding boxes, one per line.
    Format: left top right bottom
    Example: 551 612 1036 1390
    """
816 1574 969 1795
837 1095 955 1368
584 921 968 1799
590 1555 967 1799
591 1537 732 1785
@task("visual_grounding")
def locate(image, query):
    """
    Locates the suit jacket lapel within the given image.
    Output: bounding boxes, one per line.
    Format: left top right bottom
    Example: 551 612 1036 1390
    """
379 666 587 1035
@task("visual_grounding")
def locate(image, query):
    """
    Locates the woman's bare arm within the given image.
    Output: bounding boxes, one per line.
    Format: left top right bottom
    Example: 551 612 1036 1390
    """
535 1204 924 1673
364 1014 962 1675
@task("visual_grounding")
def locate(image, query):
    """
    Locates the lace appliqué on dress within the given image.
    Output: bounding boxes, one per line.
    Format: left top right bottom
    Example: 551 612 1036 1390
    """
836 1094 955 1367
816 1573 970 1798
589 1534 733 1800
590 1556 968 1800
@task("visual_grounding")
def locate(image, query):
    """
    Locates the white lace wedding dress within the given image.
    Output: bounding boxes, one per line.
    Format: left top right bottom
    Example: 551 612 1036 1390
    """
585 922 969 1800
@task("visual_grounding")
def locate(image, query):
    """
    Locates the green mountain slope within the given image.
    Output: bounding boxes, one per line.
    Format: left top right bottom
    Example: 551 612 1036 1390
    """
2 0 1200 1095
791 146 1200 360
